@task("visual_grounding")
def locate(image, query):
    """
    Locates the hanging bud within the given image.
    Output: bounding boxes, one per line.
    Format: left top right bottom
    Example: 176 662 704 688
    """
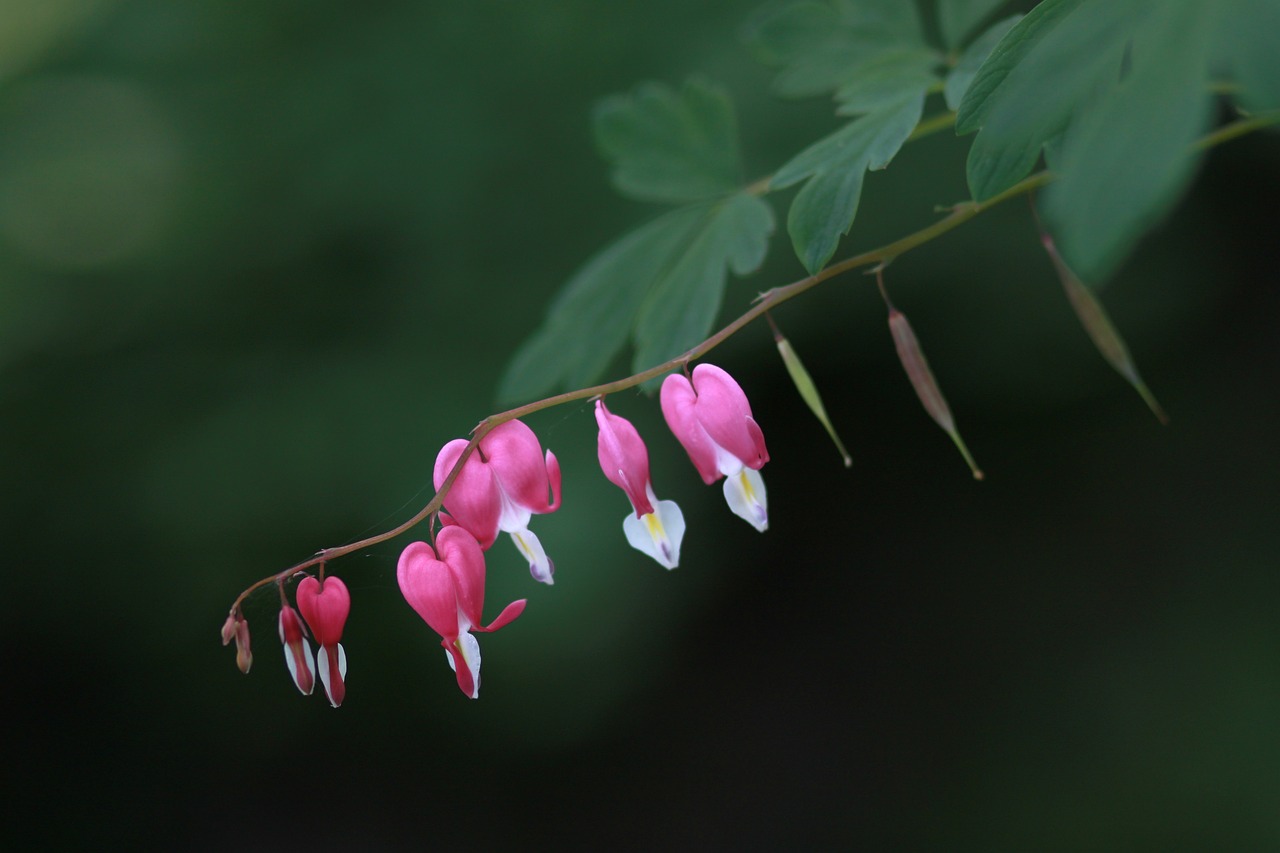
887 308 984 480
1041 231 1168 424
221 611 253 674
772 325 852 468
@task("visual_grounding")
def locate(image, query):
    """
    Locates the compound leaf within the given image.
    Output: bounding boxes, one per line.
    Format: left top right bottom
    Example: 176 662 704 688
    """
594 78 744 205
743 0 929 99
774 94 924 273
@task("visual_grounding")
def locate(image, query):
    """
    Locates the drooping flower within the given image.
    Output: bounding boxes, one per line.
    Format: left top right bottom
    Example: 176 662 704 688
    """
296 575 350 708
660 364 770 532
397 526 526 699
434 420 562 584
594 399 685 569
277 603 315 696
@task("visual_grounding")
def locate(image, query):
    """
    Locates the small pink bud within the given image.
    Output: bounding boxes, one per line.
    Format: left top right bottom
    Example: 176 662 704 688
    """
234 617 253 674
220 613 237 646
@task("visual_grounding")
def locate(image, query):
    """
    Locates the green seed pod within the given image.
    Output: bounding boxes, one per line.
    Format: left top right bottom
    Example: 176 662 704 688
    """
776 335 852 467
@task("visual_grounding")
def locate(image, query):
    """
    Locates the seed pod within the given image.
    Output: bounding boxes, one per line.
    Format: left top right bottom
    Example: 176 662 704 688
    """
1044 233 1168 424
776 335 852 468
888 308 984 480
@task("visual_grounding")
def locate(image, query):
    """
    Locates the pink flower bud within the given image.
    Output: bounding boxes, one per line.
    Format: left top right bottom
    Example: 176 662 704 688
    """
221 612 253 674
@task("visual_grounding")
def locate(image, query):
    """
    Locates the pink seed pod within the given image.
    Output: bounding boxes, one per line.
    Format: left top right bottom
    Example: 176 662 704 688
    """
887 308 983 481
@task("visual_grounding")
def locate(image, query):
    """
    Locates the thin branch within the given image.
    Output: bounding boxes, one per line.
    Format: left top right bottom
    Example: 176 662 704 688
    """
227 111 1270 615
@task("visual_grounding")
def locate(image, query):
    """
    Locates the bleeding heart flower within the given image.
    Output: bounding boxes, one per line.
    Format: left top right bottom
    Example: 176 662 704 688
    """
296 575 350 708
594 399 685 569
397 526 526 699
434 420 562 584
660 364 769 532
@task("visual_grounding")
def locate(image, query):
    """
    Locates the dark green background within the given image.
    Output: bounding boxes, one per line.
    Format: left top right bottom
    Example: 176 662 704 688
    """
5 1 1278 849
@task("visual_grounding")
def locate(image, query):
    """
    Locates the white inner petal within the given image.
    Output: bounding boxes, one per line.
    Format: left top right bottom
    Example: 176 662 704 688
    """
622 498 685 570
722 467 768 532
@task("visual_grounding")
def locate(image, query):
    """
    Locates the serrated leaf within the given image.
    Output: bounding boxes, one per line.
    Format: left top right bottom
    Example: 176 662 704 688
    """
742 0 928 99
632 193 775 378
943 15 1022 111
497 206 710 403
937 0 1009 50
593 78 743 204
774 95 923 273
834 48 938 115
1042 1 1214 281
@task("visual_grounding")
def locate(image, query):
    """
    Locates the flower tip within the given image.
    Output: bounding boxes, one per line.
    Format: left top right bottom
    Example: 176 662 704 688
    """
220 614 237 646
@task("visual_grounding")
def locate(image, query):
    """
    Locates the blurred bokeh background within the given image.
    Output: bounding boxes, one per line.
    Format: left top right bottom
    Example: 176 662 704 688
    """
4 1 1278 849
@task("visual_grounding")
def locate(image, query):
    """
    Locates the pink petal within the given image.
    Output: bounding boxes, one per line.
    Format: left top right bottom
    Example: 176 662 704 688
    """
595 400 655 515
691 364 769 470
396 540 459 639
660 373 720 484
435 526 488 630
296 575 350 646
484 420 557 514
434 438 501 548
477 598 526 633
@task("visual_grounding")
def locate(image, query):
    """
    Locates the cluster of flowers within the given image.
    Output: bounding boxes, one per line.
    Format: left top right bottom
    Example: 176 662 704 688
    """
222 364 768 703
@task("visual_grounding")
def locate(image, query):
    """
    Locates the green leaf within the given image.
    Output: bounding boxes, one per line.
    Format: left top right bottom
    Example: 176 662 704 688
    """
742 0 928 99
497 206 711 403
937 0 1009 50
957 0 1159 202
834 48 938 115
943 15 1022 111
774 95 923 273
632 193 775 378
593 78 744 204
1042 1 1214 281
954 0 1085 135
1214 0 1280 112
